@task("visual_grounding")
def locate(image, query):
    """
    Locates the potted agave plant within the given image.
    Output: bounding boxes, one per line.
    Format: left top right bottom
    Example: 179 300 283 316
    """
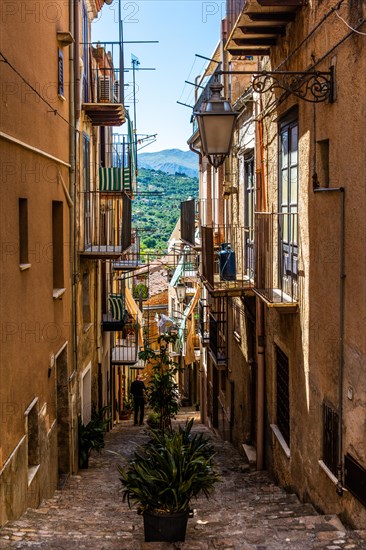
118 419 220 542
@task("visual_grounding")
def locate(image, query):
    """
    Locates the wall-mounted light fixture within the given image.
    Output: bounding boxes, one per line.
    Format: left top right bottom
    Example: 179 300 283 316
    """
175 281 187 303
194 68 334 170
194 80 238 170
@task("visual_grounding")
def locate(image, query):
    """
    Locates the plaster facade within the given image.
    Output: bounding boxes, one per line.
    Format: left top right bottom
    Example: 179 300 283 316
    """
0 0 73 524
190 0 365 529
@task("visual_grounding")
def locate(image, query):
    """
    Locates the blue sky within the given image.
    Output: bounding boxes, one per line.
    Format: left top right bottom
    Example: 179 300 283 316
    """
92 0 224 152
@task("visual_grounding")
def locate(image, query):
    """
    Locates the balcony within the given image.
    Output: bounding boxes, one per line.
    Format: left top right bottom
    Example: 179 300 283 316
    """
199 299 209 346
109 129 137 197
102 273 126 332
209 312 227 367
82 43 125 126
111 315 139 365
79 191 131 258
112 230 141 271
225 1 305 57
200 225 255 297
254 212 299 311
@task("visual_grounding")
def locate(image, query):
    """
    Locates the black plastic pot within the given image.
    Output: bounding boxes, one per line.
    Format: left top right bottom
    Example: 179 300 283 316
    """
143 509 189 542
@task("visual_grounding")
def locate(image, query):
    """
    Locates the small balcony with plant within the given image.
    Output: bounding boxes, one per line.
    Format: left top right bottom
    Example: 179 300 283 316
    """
254 211 299 310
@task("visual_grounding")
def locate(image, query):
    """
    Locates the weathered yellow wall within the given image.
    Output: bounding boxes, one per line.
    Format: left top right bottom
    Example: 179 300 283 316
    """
260 0 366 528
0 0 72 524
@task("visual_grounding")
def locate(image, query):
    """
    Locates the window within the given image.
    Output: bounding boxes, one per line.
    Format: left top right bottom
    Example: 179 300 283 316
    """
24 397 40 484
209 297 227 365
323 401 339 476
81 364 92 424
276 345 290 446
19 198 29 265
82 1 89 102
58 48 64 97
52 201 64 290
83 135 91 247
244 154 255 279
279 112 298 297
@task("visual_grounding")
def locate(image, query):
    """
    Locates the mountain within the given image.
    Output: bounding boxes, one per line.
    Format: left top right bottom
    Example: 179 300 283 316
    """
133 168 198 253
138 149 198 178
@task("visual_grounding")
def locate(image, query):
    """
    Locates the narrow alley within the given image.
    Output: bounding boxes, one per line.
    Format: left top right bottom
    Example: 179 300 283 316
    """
1 411 365 550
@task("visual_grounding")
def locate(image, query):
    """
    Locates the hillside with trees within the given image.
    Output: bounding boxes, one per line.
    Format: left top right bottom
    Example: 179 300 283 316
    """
133 168 198 253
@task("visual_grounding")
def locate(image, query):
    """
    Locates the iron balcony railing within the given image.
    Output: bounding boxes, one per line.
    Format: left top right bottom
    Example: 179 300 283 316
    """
112 229 141 270
82 42 124 126
200 224 255 296
107 132 137 196
102 271 126 332
209 312 227 366
80 191 131 258
111 314 139 365
254 212 299 306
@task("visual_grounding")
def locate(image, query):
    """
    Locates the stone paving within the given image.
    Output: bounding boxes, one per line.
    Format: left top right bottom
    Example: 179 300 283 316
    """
1 410 365 550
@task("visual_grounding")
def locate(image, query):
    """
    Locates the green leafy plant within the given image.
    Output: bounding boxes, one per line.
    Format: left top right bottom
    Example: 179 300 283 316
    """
139 334 181 432
122 393 134 413
146 411 160 429
133 283 148 300
78 405 111 468
118 419 220 514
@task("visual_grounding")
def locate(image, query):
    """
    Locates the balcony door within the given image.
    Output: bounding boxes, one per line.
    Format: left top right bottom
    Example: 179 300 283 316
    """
244 154 255 279
279 115 298 299
83 135 91 247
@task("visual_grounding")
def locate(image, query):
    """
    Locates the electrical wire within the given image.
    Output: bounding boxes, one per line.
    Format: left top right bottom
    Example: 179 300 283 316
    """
334 10 366 35
275 0 346 71
0 51 79 132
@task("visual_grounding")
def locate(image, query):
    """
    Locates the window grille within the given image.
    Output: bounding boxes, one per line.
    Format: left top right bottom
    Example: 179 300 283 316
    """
58 49 64 97
323 401 339 476
276 345 290 446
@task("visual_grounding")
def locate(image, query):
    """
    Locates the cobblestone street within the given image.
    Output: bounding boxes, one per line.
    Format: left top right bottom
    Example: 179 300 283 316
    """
1 411 365 550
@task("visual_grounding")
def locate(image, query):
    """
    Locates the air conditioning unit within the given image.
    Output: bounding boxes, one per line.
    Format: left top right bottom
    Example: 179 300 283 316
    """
98 76 112 102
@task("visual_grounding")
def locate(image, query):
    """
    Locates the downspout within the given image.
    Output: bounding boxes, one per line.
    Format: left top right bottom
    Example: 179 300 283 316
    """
68 0 77 475
69 0 79 385
75 0 81 121
313 185 345 495
255 98 266 471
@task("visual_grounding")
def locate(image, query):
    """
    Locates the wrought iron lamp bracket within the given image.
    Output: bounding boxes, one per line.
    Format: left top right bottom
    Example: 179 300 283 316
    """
218 68 334 103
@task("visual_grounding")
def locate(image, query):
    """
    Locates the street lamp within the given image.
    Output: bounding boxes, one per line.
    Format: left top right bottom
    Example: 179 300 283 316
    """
175 281 187 303
195 80 238 170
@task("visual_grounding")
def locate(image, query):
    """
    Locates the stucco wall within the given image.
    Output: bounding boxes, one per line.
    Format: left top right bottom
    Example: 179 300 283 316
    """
259 0 366 528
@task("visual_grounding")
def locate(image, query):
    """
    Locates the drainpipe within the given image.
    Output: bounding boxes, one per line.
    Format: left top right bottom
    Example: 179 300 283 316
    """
67 0 78 475
69 0 79 386
74 0 81 121
255 99 266 471
313 186 345 495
